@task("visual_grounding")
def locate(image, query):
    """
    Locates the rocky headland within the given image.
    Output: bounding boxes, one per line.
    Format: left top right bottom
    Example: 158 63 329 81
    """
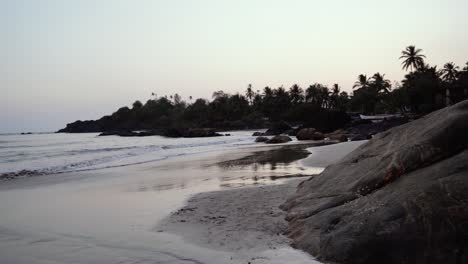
281 100 468 263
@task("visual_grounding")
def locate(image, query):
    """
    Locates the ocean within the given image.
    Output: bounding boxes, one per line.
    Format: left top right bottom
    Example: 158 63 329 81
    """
0 131 260 177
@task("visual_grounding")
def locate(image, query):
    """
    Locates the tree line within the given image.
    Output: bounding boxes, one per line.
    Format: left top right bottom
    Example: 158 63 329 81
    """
60 46 468 133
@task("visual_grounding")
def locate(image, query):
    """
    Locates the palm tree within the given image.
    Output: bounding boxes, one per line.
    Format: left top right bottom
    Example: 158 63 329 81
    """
441 62 459 83
353 74 370 90
441 62 460 106
329 84 340 110
370 73 391 94
289 84 304 104
245 84 254 104
263 86 273 98
400 45 426 71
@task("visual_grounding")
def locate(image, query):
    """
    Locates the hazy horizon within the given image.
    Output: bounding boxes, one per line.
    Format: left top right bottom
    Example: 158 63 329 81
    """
2 0 468 133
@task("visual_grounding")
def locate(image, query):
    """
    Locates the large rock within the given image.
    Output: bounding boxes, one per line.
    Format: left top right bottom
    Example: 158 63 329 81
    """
281 100 468 264
325 129 350 142
265 135 292 144
296 128 324 140
255 136 269 142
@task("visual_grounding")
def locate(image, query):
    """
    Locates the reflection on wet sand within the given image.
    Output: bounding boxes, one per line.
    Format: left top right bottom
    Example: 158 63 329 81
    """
214 144 326 185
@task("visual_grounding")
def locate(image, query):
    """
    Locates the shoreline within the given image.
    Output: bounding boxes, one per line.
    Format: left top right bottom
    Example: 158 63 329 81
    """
159 141 365 262
0 139 363 264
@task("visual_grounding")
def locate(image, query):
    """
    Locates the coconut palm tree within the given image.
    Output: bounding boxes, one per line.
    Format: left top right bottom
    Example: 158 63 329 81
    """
441 62 460 106
353 74 370 90
441 62 459 83
329 84 341 110
245 84 254 104
370 73 391 94
289 84 304 104
400 45 426 71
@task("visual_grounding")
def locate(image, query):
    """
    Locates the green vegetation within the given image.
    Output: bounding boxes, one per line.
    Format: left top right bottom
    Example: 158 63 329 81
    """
59 46 468 133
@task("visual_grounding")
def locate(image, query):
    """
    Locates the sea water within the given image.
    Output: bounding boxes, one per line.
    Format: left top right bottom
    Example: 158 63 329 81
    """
0 131 260 177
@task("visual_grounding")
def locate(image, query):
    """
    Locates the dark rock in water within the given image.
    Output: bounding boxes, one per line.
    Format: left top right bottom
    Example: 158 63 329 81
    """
255 136 269 143
347 117 408 141
98 130 164 137
287 126 304 136
57 120 102 133
281 100 468 264
224 133 231 136
296 128 324 141
265 135 292 144
264 121 292 136
99 131 134 137
325 129 349 142
183 128 222 138
163 128 184 138
163 128 222 138
252 132 265 136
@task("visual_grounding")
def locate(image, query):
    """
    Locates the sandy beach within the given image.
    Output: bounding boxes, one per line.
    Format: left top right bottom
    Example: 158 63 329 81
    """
0 140 364 264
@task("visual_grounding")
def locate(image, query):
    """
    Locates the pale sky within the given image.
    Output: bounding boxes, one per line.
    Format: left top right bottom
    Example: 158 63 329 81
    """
2 0 468 133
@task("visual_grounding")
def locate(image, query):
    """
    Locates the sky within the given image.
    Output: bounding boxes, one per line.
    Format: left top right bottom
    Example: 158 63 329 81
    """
1 0 468 133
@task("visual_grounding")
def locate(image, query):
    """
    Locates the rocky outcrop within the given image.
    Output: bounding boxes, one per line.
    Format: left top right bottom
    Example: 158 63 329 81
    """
265 135 292 144
183 128 222 138
252 132 265 136
346 117 408 141
164 128 222 138
98 128 222 138
98 130 164 137
296 128 325 141
282 100 468 264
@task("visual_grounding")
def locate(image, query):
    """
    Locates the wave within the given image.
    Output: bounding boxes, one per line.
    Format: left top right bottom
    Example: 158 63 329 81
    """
0 132 256 180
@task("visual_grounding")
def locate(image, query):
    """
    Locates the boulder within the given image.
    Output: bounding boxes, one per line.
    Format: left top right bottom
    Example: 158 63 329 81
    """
325 129 350 142
252 132 265 136
264 121 292 136
281 100 468 264
265 135 292 144
296 128 324 140
255 136 269 143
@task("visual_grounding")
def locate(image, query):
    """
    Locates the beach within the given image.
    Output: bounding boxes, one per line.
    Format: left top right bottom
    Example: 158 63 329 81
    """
0 134 364 264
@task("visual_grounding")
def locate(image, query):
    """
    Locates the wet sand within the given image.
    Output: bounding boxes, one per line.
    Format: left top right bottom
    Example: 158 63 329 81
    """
0 142 329 264
159 141 366 263
0 140 363 264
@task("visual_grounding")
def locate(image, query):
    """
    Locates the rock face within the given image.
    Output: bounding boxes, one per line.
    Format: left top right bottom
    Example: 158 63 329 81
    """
296 128 325 141
265 135 292 144
281 100 468 264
